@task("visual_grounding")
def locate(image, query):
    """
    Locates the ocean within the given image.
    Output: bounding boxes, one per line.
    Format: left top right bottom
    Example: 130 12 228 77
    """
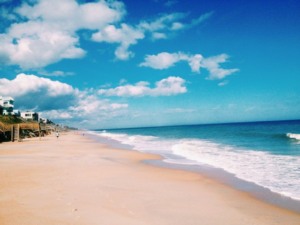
89 120 300 204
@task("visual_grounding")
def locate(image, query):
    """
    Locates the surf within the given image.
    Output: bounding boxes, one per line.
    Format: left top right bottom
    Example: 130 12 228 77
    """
287 133 300 141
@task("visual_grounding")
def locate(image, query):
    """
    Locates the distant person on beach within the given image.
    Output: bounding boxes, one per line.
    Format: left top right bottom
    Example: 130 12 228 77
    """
56 131 59 139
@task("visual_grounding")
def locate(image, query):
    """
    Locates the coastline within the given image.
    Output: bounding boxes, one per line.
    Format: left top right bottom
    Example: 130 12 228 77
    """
87 130 300 213
0 132 300 225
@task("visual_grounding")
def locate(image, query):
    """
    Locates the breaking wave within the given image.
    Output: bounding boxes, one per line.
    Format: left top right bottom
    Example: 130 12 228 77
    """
287 133 300 141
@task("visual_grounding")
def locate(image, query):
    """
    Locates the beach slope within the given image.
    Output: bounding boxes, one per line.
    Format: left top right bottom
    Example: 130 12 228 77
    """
0 132 299 225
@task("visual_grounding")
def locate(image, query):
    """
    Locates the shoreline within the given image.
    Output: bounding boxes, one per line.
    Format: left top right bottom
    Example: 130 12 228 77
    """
87 131 300 213
145 158 300 214
1 132 300 224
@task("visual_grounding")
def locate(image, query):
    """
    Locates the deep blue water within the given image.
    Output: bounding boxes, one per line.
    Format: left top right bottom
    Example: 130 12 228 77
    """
92 120 300 201
105 120 300 155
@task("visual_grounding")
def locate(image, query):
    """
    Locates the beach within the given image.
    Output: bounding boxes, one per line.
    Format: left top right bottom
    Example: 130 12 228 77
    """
0 132 300 225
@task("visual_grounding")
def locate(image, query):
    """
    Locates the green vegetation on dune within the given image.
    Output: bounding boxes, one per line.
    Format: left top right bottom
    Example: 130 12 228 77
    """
0 115 24 124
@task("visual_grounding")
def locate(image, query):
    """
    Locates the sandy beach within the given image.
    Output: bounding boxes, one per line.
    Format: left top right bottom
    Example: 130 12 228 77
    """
0 132 300 225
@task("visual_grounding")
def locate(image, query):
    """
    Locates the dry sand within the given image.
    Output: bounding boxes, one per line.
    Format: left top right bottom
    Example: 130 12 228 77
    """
0 132 300 225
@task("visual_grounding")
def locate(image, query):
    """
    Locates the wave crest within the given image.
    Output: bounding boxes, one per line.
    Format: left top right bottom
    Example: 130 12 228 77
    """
287 133 300 141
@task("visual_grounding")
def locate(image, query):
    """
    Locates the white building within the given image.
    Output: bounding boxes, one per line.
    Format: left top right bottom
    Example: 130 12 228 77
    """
39 117 49 124
0 96 14 115
21 111 39 121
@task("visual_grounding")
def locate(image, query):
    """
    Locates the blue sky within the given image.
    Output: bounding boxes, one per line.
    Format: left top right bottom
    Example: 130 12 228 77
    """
0 0 299 129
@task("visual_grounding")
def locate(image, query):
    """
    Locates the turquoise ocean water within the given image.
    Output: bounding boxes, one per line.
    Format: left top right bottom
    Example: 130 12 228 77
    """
90 120 300 203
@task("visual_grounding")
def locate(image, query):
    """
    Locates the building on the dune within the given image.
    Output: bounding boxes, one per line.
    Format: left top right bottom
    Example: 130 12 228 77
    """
0 96 15 115
0 96 37 120
21 111 39 121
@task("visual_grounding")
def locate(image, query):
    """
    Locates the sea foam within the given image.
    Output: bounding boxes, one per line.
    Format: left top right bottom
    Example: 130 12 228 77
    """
93 130 300 201
287 133 300 141
171 139 300 200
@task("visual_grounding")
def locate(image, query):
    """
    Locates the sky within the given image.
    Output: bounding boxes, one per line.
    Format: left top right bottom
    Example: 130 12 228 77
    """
0 0 299 129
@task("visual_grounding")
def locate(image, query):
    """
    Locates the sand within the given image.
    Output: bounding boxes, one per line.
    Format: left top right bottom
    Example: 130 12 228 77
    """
0 132 300 225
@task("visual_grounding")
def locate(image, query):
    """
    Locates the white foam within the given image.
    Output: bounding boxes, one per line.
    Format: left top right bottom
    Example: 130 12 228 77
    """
287 133 300 141
171 139 300 200
93 131 300 201
90 131 167 152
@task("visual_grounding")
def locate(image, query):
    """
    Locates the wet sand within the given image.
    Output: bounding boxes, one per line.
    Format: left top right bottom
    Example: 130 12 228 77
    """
0 132 299 225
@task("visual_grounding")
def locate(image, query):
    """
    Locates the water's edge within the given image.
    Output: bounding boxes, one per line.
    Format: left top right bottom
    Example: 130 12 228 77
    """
145 159 300 213
86 132 300 214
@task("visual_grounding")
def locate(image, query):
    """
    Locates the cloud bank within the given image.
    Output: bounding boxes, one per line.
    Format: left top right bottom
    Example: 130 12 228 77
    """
0 73 187 127
0 0 212 68
0 73 127 121
0 0 125 69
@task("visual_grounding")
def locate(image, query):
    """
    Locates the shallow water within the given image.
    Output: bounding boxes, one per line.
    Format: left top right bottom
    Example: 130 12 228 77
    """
91 120 300 203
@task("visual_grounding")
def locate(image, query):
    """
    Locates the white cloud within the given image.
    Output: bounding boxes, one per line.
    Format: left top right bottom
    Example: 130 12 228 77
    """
0 73 75 97
91 12 212 60
0 73 128 121
188 54 203 72
0 21 86 69
69 94 128 117
42 97 128 121
0 73 77 111
138 13 186 32
37 70 74 77
152 32 167 39
138 11 212 34
0 0 212 66
42 110 73 119
0 0 125 69
189 12 214 28
92 23 144 60
98 76 187 97
218 80 229 87
139 52 186 69
140 52 238 80
154 76 187 96
171 22 184 30
98 81 150 97
16 0 125 31
202 54 239 80
91 13 181 60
